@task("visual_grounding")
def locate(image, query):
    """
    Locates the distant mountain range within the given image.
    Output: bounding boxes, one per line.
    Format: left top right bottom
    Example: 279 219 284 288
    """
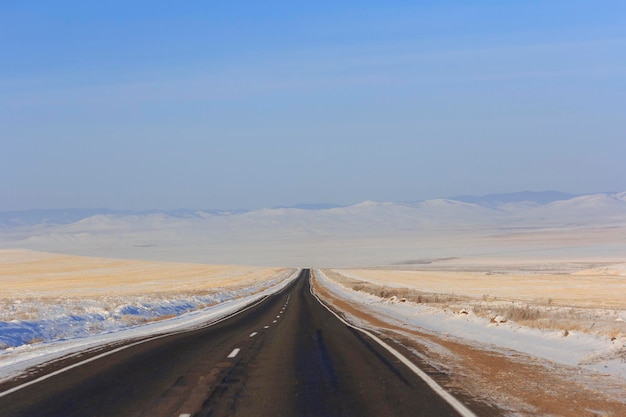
272 203 344 210
448 191 579 206
0 208 245 227
0 191 624 228
2 191 625 267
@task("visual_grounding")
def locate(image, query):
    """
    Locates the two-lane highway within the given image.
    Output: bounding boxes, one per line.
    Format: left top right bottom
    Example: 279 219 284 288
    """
0 270 477 417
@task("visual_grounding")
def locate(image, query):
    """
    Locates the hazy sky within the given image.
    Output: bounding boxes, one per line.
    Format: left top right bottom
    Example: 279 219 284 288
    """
2 1 625 211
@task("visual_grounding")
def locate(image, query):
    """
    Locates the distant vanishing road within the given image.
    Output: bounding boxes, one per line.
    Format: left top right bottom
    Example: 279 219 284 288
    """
0 270 484 417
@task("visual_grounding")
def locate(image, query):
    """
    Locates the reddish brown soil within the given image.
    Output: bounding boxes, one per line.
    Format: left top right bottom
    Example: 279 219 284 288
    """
312 274 626 417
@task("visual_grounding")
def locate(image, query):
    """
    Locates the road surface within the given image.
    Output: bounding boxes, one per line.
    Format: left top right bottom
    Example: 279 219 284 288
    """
0 269 480 417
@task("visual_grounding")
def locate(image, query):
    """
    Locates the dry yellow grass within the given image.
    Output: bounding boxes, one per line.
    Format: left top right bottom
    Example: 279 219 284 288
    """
335 260 626 309
0 249 290 298
311 274 626 417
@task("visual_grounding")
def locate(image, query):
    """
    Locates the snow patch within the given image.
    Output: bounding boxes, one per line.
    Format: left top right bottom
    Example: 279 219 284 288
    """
0 270 300 382
314 269 626 380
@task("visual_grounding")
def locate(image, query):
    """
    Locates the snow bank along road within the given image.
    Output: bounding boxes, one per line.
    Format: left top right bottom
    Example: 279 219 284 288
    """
0 270 486 417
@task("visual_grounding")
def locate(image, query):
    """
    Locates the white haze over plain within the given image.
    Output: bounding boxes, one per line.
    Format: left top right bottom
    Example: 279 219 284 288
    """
1 192 625 267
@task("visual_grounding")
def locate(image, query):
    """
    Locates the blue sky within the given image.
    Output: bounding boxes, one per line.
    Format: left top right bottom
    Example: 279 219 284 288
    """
2 1 625 210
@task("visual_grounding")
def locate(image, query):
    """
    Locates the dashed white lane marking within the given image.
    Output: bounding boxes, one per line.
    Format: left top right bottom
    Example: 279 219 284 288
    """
249 332 258 337
276 315 280 318
227 348 241 358
180 414 191 417
264 325 270 329
0 286 280 400
272 320 277 323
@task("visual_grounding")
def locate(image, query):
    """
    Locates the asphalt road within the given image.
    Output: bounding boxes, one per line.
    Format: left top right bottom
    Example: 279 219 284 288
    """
0 269 474 417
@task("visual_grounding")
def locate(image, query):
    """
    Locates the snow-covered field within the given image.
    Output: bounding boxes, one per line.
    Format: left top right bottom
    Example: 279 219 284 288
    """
0 250 297 382
313 269 626 415
315 269 625 379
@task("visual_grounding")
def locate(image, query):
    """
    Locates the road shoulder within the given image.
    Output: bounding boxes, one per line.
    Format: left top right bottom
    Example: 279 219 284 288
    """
311 270 626 416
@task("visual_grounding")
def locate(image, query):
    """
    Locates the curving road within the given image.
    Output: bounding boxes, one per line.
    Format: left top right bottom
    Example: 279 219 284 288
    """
0 269 478 417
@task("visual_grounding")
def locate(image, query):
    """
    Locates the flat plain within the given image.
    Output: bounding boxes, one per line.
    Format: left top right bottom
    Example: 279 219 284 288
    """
0 249 287 298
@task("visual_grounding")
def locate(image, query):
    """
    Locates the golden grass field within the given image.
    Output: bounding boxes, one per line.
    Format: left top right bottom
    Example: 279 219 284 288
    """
334 258 626 309
0 249 289 298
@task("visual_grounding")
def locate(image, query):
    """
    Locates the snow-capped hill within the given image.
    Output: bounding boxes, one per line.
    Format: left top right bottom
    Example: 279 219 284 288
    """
451 191 578 207
193 210 215 219
319 201 402 219
272 203 342 210
72 214 126 227
252 207 289 216
0 209 116 227
63 212 193 234
505 193 626 226
546 193 625 210
414 198 483 210
495 201 543 211
404 199 496 224
350 200 383 209
612 191 626 202
0 208 208 227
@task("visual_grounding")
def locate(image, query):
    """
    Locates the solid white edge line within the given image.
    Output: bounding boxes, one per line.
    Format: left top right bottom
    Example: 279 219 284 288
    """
0 268 303 399
227 348 241 359
0 334 167 399
310 272 478 417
